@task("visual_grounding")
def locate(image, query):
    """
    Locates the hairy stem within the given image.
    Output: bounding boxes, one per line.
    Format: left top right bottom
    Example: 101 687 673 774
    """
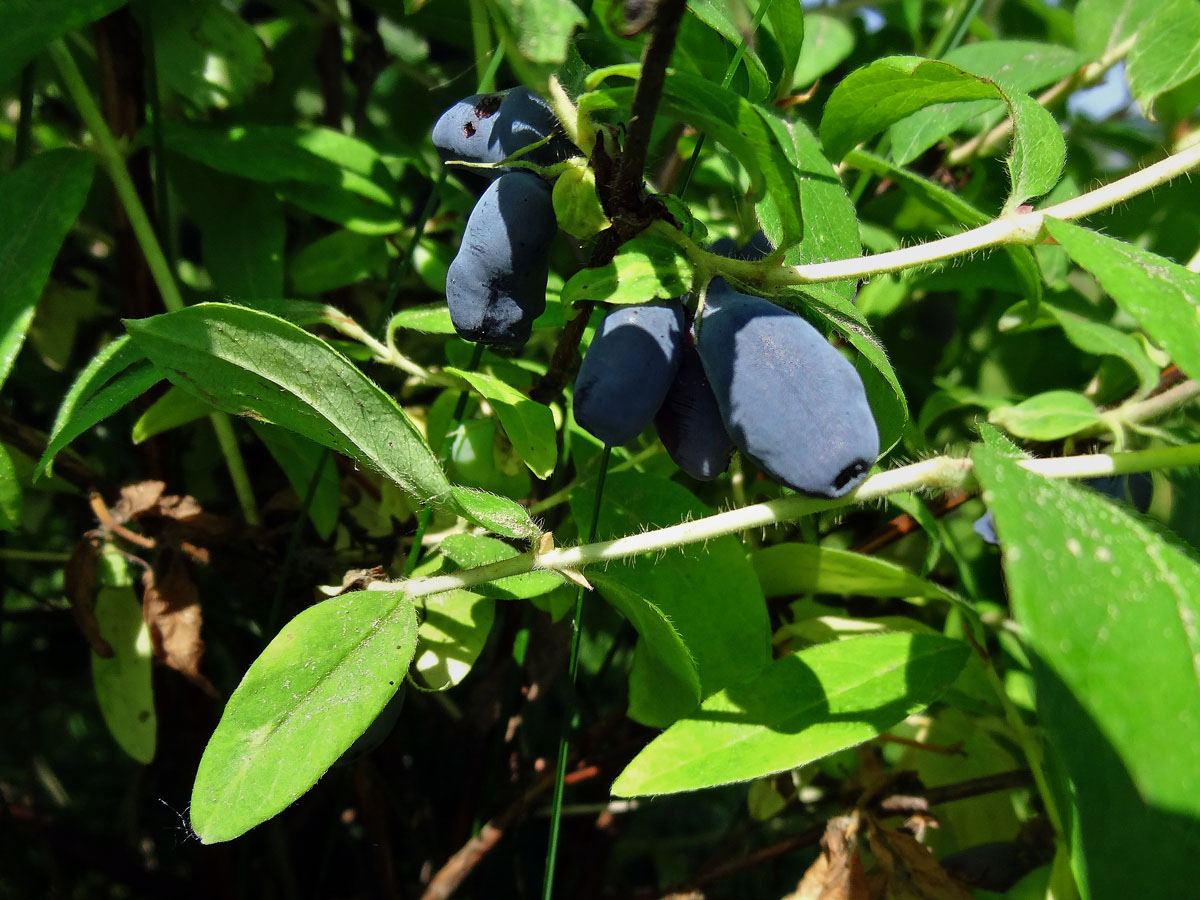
369 443 1200 601
654 141 1200 288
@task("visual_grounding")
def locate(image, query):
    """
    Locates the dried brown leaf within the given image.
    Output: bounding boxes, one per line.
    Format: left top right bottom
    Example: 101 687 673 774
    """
866 817 972 900
142 555 217 698
788 813 870 900
111 480 166 523
153 493 204 520
65 531 112 657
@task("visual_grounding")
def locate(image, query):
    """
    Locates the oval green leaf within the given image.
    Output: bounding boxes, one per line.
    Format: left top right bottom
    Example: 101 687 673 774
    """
91 585 157 765
191 590 417 843
611 632 969 796
124 303 538 538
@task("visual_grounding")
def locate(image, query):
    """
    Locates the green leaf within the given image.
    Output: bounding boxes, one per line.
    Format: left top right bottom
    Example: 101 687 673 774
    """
450 485 541 541
973 445 1200 896
37 337 163 479
445 368 557 480
551 162 610 240
387 303 457 335
250 423 340 541
759 119 859 305
1002 90 1066 212
289 230 389 295
0 149 95 390
763 0 804 100
792 13 854 89
1044 219 1200 383
821 57 1064 208
161 121 403 234
91 585 156 765
611 633 969 796
1045 303 1161 393
571 473 771 728
820 56 998 162
414 590 495 691
141 0 271 110
438 533 561 600
988 390 1103 441
590 571 703 718
751 544 957 601
890 41 1083 166
0 0 126 85
131 385 212 443
0 444 22 531
1075 0 1161 60
1126 0 1200 117
559 235 691 307
123 303 538 538
484 0 585 90
173 167 285 299
686 0 772 101
190 590 417 843
587 70 805 247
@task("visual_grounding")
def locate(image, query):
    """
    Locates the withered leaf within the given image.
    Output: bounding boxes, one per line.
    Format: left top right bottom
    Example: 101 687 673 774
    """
66 531 112 657
866 816 972 900
788 813 870 900
111 480 166 524
142 554 217 698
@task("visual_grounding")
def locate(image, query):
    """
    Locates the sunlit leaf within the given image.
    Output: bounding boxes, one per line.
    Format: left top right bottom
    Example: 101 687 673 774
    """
612 633 969 796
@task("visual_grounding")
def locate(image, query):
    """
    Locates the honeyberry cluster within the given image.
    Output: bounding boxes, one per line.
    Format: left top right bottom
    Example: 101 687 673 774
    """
432 90 880 499
575 237 880 498
433 88 577 349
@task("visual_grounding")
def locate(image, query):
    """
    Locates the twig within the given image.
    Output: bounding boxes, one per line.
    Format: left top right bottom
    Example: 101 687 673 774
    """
531 0 690 405
651 140 1200 288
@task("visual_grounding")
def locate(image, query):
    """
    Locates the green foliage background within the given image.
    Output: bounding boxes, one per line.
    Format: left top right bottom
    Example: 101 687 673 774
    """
2 1 1200 898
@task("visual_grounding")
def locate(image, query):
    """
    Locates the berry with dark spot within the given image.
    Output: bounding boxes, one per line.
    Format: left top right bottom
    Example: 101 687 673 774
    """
695 281 879 497
432 88 576 177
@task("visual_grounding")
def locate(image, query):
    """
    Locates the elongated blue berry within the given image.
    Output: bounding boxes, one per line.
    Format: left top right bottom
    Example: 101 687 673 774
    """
574 301 685 446
445 172 555 348
696 282 879 497
654 338 734 480
432 88 575 176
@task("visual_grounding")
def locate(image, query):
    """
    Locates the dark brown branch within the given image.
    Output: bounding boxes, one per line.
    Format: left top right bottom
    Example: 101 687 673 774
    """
530 0 688 405
611 0 688 218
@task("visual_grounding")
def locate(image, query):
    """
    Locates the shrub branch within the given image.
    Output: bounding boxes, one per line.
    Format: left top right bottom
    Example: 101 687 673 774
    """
653 141 1200 288
369 442 1200 601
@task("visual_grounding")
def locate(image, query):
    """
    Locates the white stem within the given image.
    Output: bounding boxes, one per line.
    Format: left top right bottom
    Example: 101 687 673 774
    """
371 442 1200 601
653 143 1200 291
